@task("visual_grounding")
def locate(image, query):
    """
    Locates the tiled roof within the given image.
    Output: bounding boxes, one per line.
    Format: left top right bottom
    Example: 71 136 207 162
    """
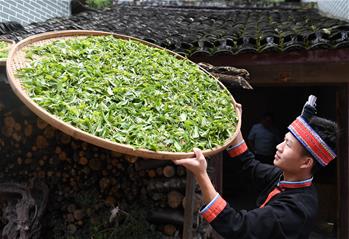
2 2 349 57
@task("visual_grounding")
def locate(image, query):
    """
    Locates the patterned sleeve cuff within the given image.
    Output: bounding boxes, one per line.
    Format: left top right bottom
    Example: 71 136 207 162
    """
199 194 227 223
226 140 248 158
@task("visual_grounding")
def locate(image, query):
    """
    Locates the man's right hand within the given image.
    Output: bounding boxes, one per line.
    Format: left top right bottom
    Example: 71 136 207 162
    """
173 149 218 204
172 148 207 177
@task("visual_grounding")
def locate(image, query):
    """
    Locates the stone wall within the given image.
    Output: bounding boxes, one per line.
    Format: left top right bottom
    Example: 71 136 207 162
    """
0 0 71 25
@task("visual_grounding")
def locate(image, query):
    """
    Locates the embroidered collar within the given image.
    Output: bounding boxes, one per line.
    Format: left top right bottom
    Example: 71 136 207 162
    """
277 177 313 189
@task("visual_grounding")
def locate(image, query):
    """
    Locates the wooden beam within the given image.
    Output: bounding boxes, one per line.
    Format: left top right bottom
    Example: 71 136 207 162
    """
191 49 349 84
336 84 349 239
197 61 349 85
191 48 349 66
244 62 349 85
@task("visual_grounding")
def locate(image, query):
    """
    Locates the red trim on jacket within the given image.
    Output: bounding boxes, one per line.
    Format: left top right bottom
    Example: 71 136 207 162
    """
278 181 312 189
227 141 248 158
201 195 227 223
260 177 313 208
260 187 281 208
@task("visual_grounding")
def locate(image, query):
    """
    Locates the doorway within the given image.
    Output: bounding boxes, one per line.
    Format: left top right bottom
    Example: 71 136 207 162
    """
223 85 337 237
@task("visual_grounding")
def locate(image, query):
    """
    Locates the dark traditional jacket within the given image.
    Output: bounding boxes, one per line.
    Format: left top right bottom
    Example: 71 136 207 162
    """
199 141 318 239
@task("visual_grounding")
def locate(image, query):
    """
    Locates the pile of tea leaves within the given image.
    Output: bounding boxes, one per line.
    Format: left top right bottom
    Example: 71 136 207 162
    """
16 35 238 152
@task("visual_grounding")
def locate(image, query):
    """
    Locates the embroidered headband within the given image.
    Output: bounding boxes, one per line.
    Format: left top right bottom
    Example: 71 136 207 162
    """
287 95 336 166
288 116 336 166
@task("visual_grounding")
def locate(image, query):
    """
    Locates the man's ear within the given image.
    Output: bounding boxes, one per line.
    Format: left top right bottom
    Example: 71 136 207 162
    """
300 156 313 169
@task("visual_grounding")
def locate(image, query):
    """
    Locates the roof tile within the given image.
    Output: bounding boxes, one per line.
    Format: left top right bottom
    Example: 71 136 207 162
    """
1 3 349 56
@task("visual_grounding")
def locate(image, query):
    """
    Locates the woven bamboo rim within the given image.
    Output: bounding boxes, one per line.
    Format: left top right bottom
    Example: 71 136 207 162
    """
0 39 15 66
6 30 241 160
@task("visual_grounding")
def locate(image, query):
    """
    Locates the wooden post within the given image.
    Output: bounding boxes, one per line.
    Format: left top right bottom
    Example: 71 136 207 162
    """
182 153 223 239
182 171 195 239
336 84 349 239
211 153 224 239
211 153 223 195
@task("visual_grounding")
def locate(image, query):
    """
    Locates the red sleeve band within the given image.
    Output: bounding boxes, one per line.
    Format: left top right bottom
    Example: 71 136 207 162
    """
200 194 227 223
227 141 248 158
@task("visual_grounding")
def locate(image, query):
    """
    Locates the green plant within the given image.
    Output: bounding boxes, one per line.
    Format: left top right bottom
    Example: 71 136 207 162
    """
0 41 9 49
86 0 112 9
0 41 9 59
0 50 7 59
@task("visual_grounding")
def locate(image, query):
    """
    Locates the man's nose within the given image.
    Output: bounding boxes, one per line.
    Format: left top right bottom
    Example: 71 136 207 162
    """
276 142 283 152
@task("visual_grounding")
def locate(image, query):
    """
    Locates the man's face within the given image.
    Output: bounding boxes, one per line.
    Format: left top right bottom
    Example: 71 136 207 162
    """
273 132 308 174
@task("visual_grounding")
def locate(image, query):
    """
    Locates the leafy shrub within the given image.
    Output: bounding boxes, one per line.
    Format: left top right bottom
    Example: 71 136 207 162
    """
86 0 112 9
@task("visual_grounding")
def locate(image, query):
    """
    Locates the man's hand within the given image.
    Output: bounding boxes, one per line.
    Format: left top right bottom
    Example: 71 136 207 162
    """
235 103 242 114
231 103 244 145
173 148 217 203
172 148 207 177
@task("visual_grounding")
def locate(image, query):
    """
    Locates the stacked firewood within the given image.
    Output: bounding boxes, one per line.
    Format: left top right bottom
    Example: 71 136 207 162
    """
0 82 210 238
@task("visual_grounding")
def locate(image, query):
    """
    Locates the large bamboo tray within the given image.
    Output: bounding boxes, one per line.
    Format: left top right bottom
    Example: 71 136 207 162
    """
6 30 241 160
0 39 15 66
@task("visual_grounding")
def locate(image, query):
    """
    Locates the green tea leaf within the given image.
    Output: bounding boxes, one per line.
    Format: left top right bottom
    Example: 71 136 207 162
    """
16 35 238 152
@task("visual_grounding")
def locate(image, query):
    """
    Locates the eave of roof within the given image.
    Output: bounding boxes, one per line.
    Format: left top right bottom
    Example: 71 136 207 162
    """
1 2 349 57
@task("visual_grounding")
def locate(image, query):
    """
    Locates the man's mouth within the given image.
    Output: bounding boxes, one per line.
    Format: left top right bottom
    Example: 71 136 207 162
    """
274 153 280 161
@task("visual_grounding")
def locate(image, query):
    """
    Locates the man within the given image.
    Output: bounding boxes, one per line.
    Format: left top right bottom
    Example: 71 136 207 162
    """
173 96 337 239
248 112 281 164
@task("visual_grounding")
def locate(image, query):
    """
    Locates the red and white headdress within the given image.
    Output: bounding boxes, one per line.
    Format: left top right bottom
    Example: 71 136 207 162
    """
287 96 336 166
